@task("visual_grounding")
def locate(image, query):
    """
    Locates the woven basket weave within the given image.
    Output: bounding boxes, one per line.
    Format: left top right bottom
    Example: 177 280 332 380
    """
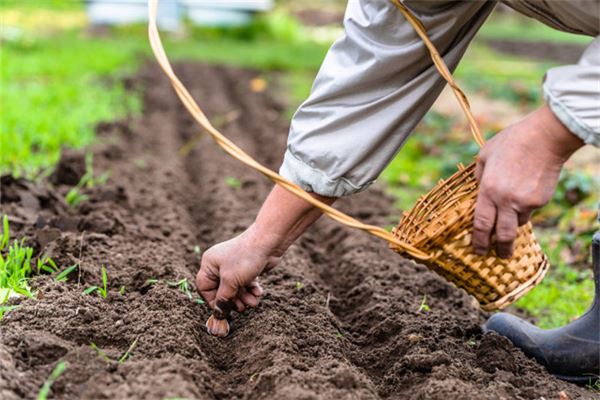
391 163 549 310
148 0 550 313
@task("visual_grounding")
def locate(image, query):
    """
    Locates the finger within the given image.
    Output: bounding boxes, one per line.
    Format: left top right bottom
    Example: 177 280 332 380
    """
473 192 497 255
247 279 263 298
495 208 519 259
238 287 259 308
517 210 532 226
475 157 485 182
214 278 238 317
234 298 246 313
196 266 218 305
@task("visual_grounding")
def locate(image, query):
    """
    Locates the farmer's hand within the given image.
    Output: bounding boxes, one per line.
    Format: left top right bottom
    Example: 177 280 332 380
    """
196 224 279 315
473 104 584 258
197 185 335 332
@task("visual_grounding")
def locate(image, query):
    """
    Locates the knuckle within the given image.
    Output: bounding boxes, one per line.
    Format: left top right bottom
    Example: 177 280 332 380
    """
473 215 494 231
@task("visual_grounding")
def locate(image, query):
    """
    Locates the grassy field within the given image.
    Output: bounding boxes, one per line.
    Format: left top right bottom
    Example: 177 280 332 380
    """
1 3 597 328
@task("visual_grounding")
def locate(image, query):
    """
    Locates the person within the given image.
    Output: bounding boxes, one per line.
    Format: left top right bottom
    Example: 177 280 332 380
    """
196 0 600 382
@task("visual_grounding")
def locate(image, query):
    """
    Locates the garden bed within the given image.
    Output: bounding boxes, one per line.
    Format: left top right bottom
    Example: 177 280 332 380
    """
0 62 592 399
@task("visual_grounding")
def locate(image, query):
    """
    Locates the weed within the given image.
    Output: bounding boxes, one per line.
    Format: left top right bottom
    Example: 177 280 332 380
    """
167 278 193 300
55 264 78 282
37 256 58 274
90 342 110 363
84 266 109 298
65 187 89 207
418 295 430 313
1 216 9 250
335 331 344 339
295 281 303 290
118 338 138 364
194 297 205 305
133 158 147 169
65 154 110 207
90 338 138 365
0 237 34 300
587 376 600 392
193 245 201 255
0 304 20 320
224 177 241 189
119 285 126 295
37 361 67 400
145 278 159 285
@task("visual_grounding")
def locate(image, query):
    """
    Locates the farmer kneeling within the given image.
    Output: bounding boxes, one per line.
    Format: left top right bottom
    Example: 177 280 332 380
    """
196 0 600 382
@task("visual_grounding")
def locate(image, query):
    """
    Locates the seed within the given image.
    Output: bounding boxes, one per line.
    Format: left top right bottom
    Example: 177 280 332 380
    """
206 314 230 337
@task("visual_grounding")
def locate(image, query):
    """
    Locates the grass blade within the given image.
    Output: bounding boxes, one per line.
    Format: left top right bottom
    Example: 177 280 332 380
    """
37 361 67 400
55 264 78 282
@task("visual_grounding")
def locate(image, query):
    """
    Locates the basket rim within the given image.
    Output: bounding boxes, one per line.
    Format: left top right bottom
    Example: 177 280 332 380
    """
480 255 550 311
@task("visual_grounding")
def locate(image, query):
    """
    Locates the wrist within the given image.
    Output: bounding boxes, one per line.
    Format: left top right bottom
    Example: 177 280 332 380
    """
536 104 584 162
244 223 288 257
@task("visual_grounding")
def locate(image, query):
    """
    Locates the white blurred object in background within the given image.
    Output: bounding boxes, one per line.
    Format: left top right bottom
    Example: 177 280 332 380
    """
86 0 273 30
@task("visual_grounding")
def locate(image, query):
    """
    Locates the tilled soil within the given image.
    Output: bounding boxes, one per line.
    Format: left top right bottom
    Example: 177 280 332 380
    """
0 62 594 400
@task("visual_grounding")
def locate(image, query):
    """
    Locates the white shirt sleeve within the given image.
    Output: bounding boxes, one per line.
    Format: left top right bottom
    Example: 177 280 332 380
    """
544 36 600 148
279 0 495 197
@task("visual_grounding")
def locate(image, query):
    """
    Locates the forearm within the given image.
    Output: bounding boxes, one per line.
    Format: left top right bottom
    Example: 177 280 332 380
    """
249 185 336 256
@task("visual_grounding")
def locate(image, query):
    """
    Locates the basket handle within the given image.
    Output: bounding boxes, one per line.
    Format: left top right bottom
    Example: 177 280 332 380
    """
390 0 485 147
147 0 483 261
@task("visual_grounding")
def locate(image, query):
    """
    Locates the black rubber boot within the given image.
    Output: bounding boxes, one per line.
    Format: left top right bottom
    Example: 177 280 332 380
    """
483 228 600 384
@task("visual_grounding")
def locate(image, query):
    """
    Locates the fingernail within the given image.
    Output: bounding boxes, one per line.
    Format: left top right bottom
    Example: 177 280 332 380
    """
474 247 486 255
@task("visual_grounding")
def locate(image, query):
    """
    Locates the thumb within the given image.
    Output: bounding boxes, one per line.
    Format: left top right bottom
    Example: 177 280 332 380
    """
213 277 238 319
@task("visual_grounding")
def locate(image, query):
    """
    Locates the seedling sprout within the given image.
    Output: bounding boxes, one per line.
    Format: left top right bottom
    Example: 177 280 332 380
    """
418 295 430 313
37 361 67 400
84 266 109 298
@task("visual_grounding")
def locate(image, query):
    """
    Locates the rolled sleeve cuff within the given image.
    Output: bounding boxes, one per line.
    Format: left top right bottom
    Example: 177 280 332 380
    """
544 87 600 147
278 149 373 197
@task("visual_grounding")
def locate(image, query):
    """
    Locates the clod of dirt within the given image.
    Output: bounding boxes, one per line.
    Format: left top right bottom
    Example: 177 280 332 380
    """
476 332 519 374
51 148 86 186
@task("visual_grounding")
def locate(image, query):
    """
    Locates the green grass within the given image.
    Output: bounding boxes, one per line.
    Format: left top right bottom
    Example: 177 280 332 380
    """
0 216 35 302
479 14 593 45
84 265 109 299
1 30 144 177
37 361 67 400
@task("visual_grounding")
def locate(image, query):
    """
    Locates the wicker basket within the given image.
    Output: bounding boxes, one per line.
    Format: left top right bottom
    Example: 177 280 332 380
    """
391 162 549 310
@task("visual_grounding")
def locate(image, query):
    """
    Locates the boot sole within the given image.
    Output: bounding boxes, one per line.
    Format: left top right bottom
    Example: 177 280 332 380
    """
552 372 600 386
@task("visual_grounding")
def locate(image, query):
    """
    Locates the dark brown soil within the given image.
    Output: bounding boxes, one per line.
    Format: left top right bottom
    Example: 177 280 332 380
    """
0 62 595 400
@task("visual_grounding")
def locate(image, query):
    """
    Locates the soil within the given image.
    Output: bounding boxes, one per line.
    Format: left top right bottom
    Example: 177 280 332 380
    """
0 62 595 400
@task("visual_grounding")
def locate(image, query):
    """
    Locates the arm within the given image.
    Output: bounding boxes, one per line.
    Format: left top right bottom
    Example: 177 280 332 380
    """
196 186 335 315
197 0 496 325
473 36 599 258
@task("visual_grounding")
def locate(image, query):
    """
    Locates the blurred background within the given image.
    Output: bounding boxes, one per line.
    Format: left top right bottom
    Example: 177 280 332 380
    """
1 0 598 328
